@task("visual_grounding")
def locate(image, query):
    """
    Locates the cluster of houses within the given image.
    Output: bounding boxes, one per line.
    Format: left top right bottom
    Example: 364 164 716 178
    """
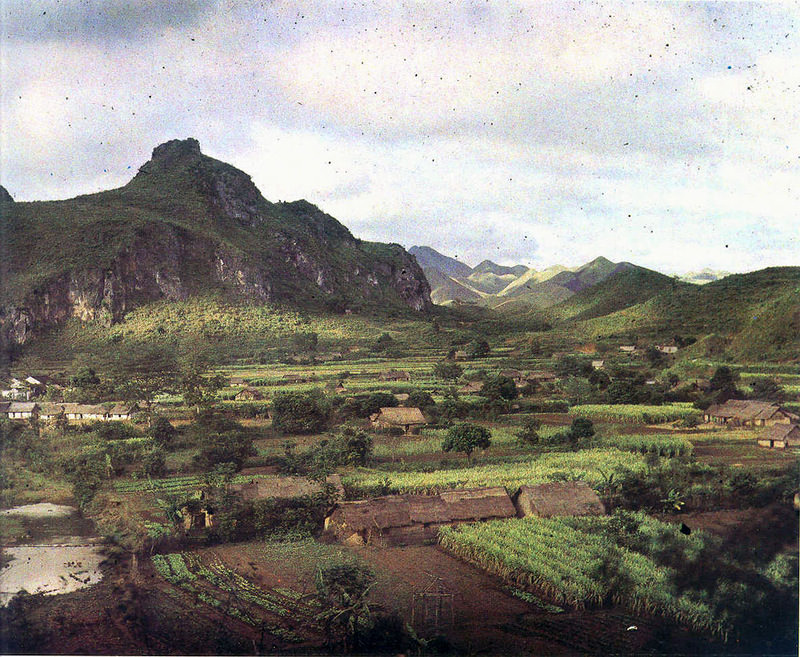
1 375 53 401
325 481 605 547
704 400 800 450
0 401 139 423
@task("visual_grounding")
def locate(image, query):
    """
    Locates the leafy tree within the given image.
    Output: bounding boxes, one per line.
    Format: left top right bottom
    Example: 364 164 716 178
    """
150 416 177 446
466 338 490 359
433 361 463 381
442 422 491 463
606 379 646 405
272 391 330 434
481 374 518 401
516 417 542 446
406 389 435 410
710 366 739 396
141 448 167 478
588 369 611 389
645 346 666 368
106 342 179 419
562 376 594 404
315 562 375 653
70 364 100 388
554 355 592 378
750 377 785 401
193 429 255 472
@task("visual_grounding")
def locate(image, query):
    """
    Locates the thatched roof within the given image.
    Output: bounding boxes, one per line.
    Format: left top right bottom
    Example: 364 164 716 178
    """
235 387 264 400
61 403 106 415
765 423 800 443
326 487 516 536
440 487 516 521
706 400 788 421
379 370 410 381
8 402 39 413
107 402 139 415
459 381 484 394
39 402 66 415
373 407 426 426
514 481 605 518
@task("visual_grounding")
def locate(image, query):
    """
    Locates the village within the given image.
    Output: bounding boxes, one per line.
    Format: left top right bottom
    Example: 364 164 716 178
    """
1 325 798 655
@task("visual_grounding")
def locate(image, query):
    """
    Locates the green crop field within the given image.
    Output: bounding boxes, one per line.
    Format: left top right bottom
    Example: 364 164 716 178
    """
344 448 646 495
594 434 694 458
570 404 700 424
438 515 751 639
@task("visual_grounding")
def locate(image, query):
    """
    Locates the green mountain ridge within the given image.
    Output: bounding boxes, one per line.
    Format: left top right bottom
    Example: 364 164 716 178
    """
0 138 431 354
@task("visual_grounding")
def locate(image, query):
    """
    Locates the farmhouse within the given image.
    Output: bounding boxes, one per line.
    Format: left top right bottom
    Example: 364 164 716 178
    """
1 378 30 401
591 360 605 370
757 423 800 450
371 407 427 433
704 400 796 427
235 387 264 401
324 487 516 546
39 403 66 421
513 482 605 518
619 345 637 353
500 369 525 383
106 403 140 421
6 402 39 419
379 370 411 382
525 371 557 385
656 345 679 354
458 381 484 394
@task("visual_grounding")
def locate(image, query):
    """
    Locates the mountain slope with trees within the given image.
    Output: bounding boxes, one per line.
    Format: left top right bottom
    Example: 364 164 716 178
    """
0 139 431 355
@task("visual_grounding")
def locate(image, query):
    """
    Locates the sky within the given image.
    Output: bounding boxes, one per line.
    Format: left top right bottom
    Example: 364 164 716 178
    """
1 0 799 275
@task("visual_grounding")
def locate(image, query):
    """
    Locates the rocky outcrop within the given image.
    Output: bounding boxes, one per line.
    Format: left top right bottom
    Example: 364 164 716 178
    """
1 139 432 350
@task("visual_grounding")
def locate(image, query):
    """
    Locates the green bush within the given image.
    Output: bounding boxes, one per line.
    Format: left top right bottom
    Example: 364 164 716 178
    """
272 391 330 434
442 423 492 462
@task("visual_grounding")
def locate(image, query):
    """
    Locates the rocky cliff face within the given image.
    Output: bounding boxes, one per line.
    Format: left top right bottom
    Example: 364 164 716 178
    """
0 139 431 350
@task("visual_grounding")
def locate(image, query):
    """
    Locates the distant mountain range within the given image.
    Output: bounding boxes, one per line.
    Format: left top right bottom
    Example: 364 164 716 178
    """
410 246 737 308
410 245 800 360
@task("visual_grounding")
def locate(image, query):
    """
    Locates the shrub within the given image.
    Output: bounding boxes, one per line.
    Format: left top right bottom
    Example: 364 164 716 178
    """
442 423 492 463
150 416 177 446
142 448 167 478
193 431 256 472
272 391 330 434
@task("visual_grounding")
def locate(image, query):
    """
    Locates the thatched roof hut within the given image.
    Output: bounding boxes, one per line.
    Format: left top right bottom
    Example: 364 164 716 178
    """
458 381 484 394
758 423 800 450
439 487 516 521
513 481 605 518
371 407 427 433
704 400 795 427
235 387 264 401
325 487 516 546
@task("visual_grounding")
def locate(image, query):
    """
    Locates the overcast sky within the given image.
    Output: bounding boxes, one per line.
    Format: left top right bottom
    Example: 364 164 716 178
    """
2 1 798 274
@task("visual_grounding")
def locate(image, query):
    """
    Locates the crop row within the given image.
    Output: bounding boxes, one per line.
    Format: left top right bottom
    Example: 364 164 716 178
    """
570 404 700 424
594 434 694 458
152 551 315 643
438 517 722 637
345 448 646 494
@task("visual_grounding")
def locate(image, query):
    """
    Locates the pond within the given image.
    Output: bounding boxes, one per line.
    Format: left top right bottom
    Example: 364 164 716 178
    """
0 503 105 605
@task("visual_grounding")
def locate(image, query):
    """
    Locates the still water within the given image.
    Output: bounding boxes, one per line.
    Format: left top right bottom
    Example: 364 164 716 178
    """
0 503 105 605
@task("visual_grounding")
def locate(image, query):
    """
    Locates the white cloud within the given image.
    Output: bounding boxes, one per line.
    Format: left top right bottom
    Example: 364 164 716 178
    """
1 1 798 275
